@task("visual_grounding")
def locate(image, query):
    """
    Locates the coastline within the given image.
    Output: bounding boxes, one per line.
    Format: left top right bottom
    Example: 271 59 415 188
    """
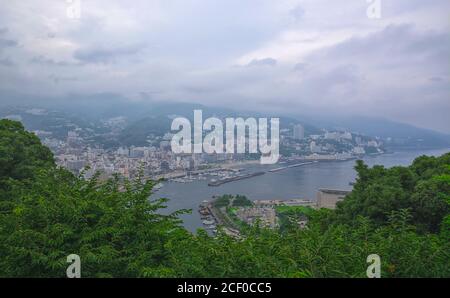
151 148 450 233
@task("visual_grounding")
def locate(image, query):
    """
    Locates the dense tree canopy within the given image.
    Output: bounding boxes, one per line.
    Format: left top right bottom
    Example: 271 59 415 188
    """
0 120 54 187
335 155 450 233
0 120 448 277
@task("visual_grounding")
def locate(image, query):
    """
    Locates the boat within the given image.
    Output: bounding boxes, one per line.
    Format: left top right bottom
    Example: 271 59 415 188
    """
153 183 164 191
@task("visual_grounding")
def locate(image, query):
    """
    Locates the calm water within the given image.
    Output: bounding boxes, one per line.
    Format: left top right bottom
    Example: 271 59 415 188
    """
151 148 450 232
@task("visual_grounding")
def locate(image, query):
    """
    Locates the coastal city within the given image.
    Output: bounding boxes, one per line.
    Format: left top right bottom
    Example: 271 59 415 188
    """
4 108 386 235
1 0 448 279
22 113 384 236
26 112 384 183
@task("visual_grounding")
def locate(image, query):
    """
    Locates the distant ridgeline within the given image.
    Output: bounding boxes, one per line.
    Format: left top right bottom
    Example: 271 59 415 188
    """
0 119 449 278
3 104 449 151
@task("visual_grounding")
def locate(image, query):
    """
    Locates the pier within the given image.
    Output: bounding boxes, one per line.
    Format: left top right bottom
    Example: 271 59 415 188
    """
208 171 265 186
268 161 316 173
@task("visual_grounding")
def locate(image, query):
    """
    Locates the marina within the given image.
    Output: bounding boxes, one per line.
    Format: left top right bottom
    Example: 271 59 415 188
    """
151 149 449 233
197 197 318 236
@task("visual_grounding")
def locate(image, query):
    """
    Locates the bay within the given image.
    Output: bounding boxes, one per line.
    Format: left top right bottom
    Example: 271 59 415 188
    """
151 148 450 232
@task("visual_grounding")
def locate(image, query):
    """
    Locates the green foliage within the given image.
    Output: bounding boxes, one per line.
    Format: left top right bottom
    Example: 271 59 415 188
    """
0 120 54 187
275 206 314 232
164 214 449 277
232 195 253 207
213 194 233 208
0 121 189 277
0 120 448 277
0 167 190 277
334 153 450 233
275 205 314 215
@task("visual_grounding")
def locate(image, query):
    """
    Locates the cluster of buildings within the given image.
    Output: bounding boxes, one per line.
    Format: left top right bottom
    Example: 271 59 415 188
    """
205 198 318 232
280 124 384 160
31 116 356 234
39 130 238 180
234 199 317 229
235 206 278 228
34 120 384 181
208 193 350 233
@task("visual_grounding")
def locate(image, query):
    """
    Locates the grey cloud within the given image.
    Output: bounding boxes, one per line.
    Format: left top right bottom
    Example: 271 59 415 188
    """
289 5 305 22
0 28 17 67
48 74 79 84
247 58 277 67
0 1 449 133
30 56 80 67
0 38 17 48
314 25 449 70
73 44 144 64
429 76 444 82
0 27 17 48
293 63 308 72
184 24 449 131
0 58 14 67
293 24 450 131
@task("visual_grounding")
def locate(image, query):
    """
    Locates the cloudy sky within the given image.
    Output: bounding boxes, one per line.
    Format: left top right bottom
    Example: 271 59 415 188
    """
0 0 449 132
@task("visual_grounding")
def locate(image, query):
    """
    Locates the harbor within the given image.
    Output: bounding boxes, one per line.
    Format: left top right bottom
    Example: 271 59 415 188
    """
197 197 317 237
152 158 359 189
150 149 449 233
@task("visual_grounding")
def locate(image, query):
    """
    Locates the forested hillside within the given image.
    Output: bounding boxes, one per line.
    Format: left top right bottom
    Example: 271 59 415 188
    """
0 119 448 277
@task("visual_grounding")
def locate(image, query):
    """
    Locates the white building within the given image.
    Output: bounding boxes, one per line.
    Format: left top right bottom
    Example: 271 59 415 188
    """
367 140 378 147
293 124 305 140
325 132 339 140
353 146 366 155
341 132 352 140
117 147 129 156
310 141 321 153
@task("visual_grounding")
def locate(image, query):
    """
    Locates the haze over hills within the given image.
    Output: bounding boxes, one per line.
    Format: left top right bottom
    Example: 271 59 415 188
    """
1 96 449 149
289 114 450 149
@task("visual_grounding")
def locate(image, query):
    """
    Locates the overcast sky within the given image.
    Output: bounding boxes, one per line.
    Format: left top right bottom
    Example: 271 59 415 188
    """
0 0 449 132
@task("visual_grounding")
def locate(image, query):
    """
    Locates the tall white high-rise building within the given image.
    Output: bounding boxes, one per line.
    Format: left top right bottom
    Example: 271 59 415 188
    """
293 124 305 140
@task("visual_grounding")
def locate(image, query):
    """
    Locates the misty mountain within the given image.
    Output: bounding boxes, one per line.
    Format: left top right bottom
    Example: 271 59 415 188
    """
293 114 450 149
1 94 449 149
